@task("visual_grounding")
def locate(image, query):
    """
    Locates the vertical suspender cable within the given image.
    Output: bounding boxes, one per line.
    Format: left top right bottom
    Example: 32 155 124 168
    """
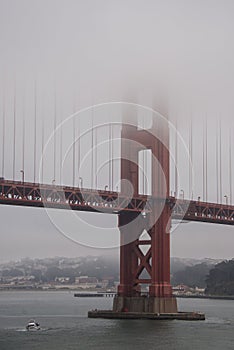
109 123 111 191
41 112 44 184
175 119 178 197
60 112 63 186
145 148 148 195
188 118 191 198
142 112 145 195
13 86 16 181
72 92 77 187
95 121 97 189
216 121 219 203
202 119 205 201
111 123 114 192
72 114 75 188
203 117 208 202
33 82 37 183
219 119 222 203
2 87 5 177
143 147 145 195
22 95 25 196
77 115 80 184
91 108 94 189
53 90 56 183
72 97 76 188
205 118 208 202
229 127 232 204
143 116 145 195
22 97 25 176
189 117 193 199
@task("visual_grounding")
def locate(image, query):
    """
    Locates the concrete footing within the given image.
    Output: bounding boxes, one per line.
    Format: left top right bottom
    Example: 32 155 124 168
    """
113 295 178 314
88 310 205 320
88 295 205 321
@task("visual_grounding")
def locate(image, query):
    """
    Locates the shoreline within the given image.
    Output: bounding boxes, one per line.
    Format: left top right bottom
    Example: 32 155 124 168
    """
0 289 234 300
176 294 234 300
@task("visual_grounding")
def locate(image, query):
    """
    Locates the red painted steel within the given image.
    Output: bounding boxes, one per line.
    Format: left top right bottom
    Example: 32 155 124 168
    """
1 180 234 223
172 198 234 225
117 118 173 298
0 180 151 214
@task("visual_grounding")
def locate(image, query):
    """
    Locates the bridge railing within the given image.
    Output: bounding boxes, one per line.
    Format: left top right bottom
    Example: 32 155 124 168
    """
0 180 152 214
1 179 234 224
172 198 234 225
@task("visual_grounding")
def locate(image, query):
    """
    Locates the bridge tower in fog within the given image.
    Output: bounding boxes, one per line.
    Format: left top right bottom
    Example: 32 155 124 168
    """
114 115 177 313
2 99 234 318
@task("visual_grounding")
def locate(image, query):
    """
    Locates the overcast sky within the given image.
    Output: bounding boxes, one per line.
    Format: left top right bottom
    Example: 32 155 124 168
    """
0 0 234 262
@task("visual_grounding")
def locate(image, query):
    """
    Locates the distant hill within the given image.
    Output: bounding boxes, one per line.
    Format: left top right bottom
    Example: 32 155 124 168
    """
170 257 223 287
171 262 212 288
0 256 228 289
205 259 234 295
170 257 221 274
0 256 120 283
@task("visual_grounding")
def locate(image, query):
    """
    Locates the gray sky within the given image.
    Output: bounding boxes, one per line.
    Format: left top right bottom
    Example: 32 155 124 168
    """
0 0 234 262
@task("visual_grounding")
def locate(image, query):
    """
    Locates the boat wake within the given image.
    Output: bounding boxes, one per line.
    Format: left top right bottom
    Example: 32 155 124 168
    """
205 317 231 325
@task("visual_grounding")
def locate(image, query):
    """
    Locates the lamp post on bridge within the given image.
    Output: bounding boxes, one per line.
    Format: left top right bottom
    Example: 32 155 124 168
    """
224 195 228 205
20 170 25 197
20 170 24 184
79 177 83 189
180 189 184 200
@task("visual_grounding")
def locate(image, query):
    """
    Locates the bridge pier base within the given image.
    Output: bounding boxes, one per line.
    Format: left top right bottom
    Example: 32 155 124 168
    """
113 295 177 314
89 295 204 320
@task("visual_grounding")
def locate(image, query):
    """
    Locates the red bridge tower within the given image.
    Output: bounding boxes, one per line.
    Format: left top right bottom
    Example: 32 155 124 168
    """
113 115 177 313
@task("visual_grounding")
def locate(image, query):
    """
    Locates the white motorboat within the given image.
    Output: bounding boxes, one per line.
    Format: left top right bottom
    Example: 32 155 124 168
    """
26 319 40 331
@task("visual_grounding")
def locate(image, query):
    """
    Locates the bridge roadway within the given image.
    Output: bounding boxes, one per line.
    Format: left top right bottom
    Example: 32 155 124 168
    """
0 180 234 225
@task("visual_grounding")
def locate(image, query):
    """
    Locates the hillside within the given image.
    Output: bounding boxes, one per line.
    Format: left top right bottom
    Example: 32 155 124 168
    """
205 259 234 295
0 256 228 291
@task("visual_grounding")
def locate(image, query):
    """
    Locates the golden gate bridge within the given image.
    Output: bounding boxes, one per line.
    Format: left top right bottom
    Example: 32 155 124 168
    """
0 100 233 319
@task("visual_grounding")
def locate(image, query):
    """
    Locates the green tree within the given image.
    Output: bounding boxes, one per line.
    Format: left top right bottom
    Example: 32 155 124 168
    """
171 263 211 288
205 259 234 295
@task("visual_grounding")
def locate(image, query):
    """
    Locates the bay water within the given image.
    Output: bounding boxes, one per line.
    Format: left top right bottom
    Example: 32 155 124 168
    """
0 291 233 349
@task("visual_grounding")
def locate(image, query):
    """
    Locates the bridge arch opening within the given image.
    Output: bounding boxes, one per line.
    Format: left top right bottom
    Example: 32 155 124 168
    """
138 149 152 196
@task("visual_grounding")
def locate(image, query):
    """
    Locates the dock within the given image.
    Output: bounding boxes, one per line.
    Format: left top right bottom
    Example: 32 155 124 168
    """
74 292 116 298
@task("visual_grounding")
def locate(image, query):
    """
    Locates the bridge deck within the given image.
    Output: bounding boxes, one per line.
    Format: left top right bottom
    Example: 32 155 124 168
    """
0 180 151 214
0 180 234 225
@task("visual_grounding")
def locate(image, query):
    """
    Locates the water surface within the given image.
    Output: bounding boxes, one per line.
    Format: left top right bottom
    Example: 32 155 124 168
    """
0 291 233 350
